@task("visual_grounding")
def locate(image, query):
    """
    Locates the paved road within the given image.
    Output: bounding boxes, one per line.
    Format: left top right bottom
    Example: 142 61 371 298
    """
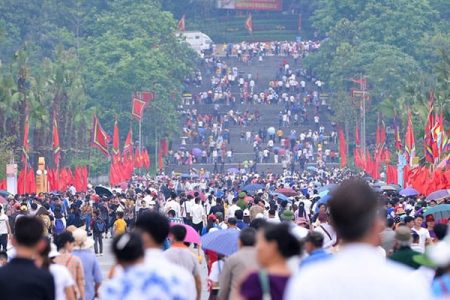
97 237 210 299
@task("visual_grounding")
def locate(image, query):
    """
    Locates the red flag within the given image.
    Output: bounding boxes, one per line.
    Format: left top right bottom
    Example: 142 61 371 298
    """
143 149 150 169
52 113 61 167
386 165 398 185
160 139 169 156
27 168 36 194
158 152 164 170
112 118 120 161
91 114 110 157
245 13 253 33
405 110 415 165
22 114 30 166
424 103 434 163
177 15 186 31
123 128 133 155
131 97 146 120
338 128 347 168
141 91 155 103
0 179 6 190
134 148 142 169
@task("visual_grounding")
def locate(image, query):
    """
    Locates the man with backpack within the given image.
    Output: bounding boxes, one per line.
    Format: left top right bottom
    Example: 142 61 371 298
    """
91 210 105 256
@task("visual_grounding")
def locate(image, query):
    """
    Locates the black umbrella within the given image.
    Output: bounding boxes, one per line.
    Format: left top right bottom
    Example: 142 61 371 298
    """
94 186 113 198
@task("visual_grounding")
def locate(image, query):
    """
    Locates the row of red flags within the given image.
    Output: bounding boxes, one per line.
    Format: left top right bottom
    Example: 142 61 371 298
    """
2 166 88 195
47 166 89 192
109 149 151 186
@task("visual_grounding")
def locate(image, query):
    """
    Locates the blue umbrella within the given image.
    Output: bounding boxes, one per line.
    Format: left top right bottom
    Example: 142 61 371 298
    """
307 166 318 172
318 190 329 198
270 192 290 202
315 194 332 212
399 187 419 197
243 184 265 192
227 168 239 174
424 204 450 220
317 184 338 193
201 229 240 256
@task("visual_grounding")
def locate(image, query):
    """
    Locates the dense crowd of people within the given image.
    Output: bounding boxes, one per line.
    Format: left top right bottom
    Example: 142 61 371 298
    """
0 167 449 299
172 40 339 171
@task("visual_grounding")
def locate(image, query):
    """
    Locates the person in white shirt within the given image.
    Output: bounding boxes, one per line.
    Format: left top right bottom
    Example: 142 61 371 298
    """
411 215 431 253
0 206 11 251
191 198 205 234
228 198 240 219
285 179 432 300
164 193 181 217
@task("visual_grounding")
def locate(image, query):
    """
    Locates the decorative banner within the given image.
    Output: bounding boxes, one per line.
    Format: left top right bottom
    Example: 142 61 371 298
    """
245 13 253 33
91 114 110 157
131 97 146 120
405 111 415 166
112 118 120 158
177 15 186 31
52 113 61 167
123 128 133 155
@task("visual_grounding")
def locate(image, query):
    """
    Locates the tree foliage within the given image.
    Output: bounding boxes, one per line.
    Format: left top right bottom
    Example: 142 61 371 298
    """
305 0 450 150
0 0 196 175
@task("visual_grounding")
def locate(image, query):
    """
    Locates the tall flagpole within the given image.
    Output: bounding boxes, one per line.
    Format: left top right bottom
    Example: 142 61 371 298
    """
155 126 158 174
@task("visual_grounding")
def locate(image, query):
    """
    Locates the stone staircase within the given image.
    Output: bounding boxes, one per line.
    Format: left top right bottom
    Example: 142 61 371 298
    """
165 55 338 174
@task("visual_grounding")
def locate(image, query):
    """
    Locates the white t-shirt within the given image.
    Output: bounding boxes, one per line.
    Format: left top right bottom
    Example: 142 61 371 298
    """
191 203 204 225
0 213 9 235
50 264 75 300
411 227 430 253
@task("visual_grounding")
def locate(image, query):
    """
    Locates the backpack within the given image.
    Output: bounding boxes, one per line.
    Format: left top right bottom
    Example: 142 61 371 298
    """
54 218 65 235
94 218 106 233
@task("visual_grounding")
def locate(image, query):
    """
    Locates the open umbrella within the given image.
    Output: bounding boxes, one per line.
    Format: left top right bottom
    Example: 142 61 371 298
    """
424 204 450 220
243 184 265 193
0 190 11 198
191 148 202 157
315 194 332 212
201 229 240 256
306 166 318 172
170 223 200 244
317 184 338 193
426 189 450 202
94 186 113 198
380 185 397 191
187 190 206 201
275 188 297 197
227 168 239 174
270 192 290 202
399 187 419 197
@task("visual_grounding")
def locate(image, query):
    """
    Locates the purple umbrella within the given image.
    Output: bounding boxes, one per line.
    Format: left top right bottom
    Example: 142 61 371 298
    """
227 167 239 174
191 147 202 157
399 187 419 197
426 189 450 202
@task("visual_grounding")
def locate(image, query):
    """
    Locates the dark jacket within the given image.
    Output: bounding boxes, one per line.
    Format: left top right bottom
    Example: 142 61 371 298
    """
0 257 55 300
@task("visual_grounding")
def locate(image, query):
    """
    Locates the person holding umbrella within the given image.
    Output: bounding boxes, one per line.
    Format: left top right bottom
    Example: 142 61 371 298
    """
165 225 202 300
